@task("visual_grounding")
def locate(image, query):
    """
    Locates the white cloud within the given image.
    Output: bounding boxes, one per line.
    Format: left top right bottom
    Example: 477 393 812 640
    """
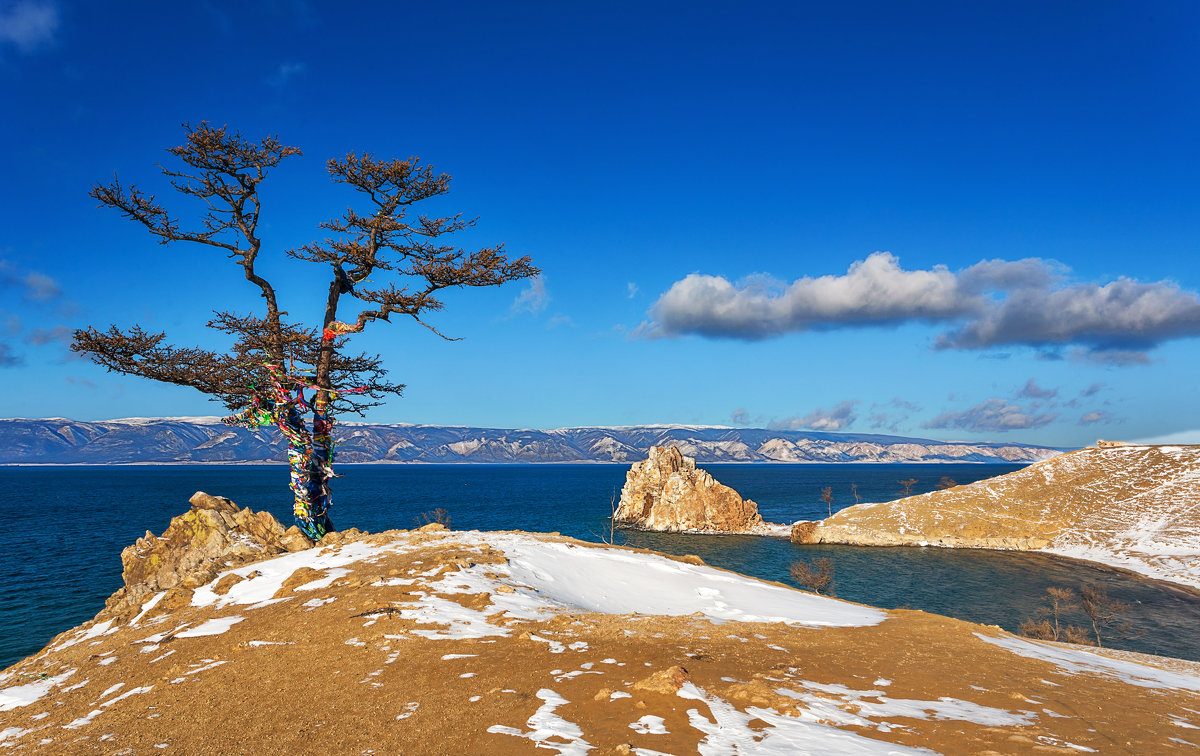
626 282 638 298
923 398 1057 433
648 253 975 340
938 277 1200 355
510 275 549 316
0 1 58 53
771 400 859 431
643 252 1200 364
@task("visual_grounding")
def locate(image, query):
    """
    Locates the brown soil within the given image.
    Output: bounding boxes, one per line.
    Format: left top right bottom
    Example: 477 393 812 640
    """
3 529 1199 754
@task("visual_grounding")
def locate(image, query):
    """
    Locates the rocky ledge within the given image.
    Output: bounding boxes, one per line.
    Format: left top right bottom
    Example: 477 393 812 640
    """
3 494 1200 752
613 445 774 533
791 444 1200 591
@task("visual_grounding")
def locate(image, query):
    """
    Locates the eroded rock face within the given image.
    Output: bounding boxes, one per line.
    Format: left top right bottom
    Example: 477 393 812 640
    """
103 491 314 621
787 445 1200 590
614 445 762 532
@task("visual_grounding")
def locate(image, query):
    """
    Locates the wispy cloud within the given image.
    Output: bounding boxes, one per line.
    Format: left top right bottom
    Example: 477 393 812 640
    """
730 408 767 426
26 325 71 345
770 400 859 431
0 342 20 367
510 275 549 316
0 0 59 53
640 252 1200 364
0 259 63 302
1068 347 1152 367
266 61 307 87
546 313 575 328
1017 378 1057 400
1079 410 1119 425
868 397 921 431
1080 382 1106 397
923 398 1057 433
626 282 639 299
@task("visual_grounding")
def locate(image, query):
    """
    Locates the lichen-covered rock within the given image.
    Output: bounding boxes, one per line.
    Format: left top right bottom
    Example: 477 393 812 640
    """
102 491 313 622
614 445 762 532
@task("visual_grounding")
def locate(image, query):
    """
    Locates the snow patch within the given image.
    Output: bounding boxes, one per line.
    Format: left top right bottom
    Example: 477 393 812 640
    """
487 689 593 754
977 633 1200 692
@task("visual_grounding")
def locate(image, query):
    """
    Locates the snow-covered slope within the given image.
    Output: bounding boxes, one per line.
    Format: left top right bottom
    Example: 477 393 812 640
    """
0 417 1060 464
802 444 1200 590
4 517 1200 753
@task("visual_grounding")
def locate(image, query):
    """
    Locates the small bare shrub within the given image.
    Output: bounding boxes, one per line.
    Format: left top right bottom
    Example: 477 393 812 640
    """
1018 585 1112 647
416 508 452 529
1059 625 1095 645
790 557 836 596
1018 619 1056 640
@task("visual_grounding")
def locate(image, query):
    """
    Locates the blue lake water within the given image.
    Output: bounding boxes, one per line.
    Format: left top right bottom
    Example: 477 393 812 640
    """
5 463 1200 669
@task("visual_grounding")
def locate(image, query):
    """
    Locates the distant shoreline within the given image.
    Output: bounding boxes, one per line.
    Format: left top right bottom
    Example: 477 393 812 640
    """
1 459 1031 467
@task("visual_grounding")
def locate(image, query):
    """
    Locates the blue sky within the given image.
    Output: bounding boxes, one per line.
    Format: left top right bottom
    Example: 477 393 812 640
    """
2 0 1199 447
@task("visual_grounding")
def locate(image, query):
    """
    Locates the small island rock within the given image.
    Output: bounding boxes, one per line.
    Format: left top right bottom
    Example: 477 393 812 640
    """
614 445 763 532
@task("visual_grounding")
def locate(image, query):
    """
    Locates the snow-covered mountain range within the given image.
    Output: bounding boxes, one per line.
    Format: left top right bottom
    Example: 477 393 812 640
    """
0 416 1060 464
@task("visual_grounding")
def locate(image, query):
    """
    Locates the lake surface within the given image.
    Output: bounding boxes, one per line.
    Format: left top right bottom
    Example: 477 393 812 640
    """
5 463 1200 669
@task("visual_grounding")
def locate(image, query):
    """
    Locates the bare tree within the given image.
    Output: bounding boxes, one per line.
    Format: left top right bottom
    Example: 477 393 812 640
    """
936 476 958 490
820 486 834 518
850 482 860 505
898 478 918 496
73 123 538 540
1079 584 1134 648
1044 587 1078 640
789 557 835 596
1019 587 1090 644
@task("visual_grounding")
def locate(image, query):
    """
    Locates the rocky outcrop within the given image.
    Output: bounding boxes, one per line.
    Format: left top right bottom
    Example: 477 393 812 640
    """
790 445 1200 590
102 491 314 622
614 445 763 532
4 512 1200 753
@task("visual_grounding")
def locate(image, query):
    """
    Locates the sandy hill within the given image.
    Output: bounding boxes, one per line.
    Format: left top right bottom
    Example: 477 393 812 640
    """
795 444 1200 590
3 494 1200 753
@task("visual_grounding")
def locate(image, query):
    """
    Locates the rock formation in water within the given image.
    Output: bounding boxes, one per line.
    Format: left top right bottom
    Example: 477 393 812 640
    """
3 495 1200 753
614 445 765 533
791 444 1200 590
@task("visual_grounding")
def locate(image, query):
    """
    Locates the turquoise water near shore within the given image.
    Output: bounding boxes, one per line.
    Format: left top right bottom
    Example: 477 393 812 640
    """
5 463 1200 669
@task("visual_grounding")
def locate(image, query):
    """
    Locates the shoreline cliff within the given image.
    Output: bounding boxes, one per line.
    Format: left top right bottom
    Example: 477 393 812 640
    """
791 444 1200 592
2 493 1200 752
